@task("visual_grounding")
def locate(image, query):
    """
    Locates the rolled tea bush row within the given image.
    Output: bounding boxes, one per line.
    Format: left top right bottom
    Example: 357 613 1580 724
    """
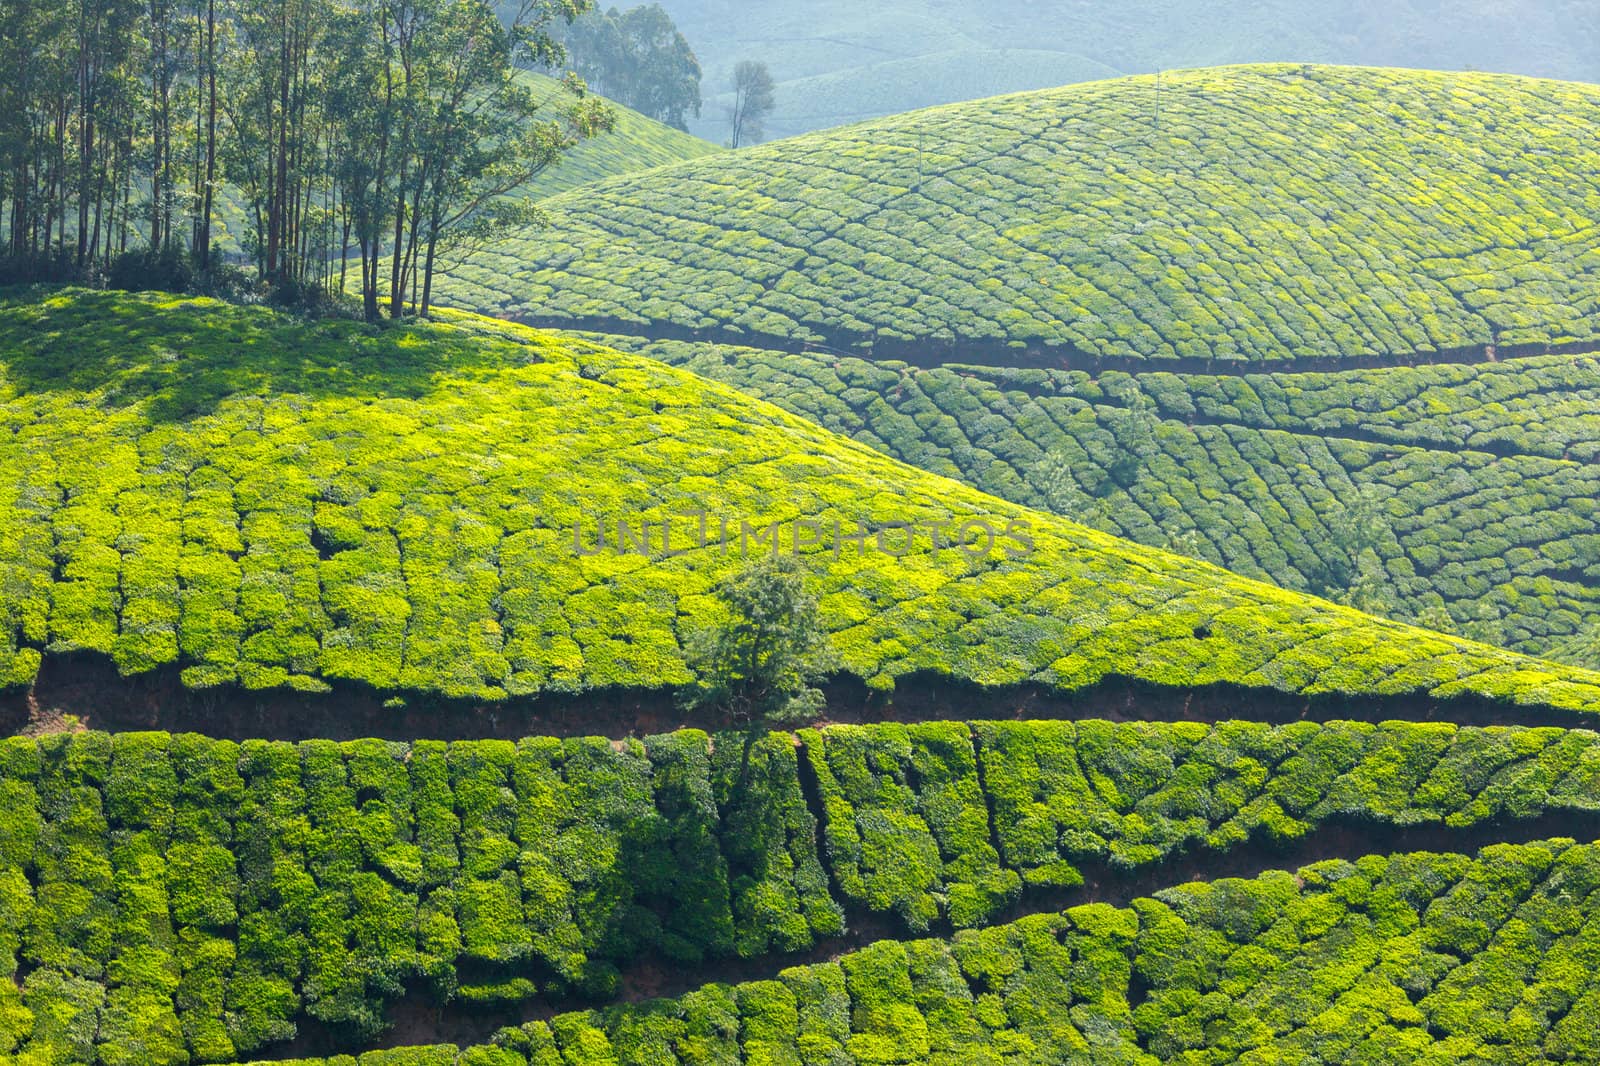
5 719 1600 1062
616 332 1600 662
244 838 1600 1065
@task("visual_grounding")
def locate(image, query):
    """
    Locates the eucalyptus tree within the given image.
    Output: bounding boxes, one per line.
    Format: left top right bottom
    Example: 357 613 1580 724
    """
727 59 774 148
1 0 612 313
328 0 610 321
563 3 701 130
216 0 331 286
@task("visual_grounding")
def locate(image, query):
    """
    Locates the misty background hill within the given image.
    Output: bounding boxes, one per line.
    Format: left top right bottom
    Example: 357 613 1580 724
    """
659 0 1600 141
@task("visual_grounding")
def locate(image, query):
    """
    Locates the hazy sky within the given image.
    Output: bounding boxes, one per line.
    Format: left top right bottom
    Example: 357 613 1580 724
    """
657 0 1600 140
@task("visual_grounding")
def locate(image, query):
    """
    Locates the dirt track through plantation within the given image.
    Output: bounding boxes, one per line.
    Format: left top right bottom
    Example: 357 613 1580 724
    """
13 652 1598 743
15 653 1600 1057
265 809 1600 1058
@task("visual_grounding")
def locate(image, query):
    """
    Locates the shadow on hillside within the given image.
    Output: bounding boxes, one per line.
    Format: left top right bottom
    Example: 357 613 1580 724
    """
12 650 1599 743
276 802 1600 1058
277 737 802 1059
0 287 544 420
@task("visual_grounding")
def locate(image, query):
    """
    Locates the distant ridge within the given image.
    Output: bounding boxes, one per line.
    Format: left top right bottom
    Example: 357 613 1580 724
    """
442 65 1600 368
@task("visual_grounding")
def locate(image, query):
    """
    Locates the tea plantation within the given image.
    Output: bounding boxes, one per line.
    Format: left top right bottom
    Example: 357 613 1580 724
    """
11 30 1600 1066
231 838 1600 1065
199 74 721 261
5 290 1599 710
512 73 723 201
588 334 1600 664
4 719 1599 1062
437 65 1600 366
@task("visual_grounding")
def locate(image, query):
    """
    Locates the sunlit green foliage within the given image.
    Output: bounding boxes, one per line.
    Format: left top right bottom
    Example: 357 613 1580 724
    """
612 333 1600 661
513 72 722 199
0 728 833 1061
802 723 1018 932
438 65 1600 364
4 720 1599 1061
243 839 1600 1064
683 555 838 725
4 290 1600 711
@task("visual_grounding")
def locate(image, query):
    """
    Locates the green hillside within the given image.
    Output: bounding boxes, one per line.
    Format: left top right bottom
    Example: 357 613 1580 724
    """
516 72 723 200
667 0 1600 141
440 65 1600 366
4 290 1600 712
586 334 1600 665
226 841 1600 1064
4 721 1599 1062
11 4 1600 1063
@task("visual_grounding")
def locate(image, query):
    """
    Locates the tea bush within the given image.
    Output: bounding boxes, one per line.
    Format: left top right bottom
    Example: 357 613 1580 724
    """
240 840 1600 1064
5 719 1599 1061
617 332 1600 663
439 66 1600 366
4 290 1600 713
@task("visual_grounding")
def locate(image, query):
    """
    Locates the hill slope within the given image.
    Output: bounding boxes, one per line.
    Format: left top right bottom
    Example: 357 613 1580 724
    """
7 724 1600 1062
517 71 723 199
440 65 1600 367
666 0 1600 140
588 333 1600 665
4 290 1600 713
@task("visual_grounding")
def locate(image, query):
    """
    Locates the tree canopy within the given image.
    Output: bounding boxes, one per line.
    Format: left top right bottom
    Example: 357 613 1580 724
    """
0 0 614 319
562 3 703 131
727 60 775 148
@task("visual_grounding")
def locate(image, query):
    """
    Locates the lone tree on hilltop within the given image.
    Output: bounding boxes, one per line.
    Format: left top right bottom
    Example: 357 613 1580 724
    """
684 554 838 728
727 60 776 148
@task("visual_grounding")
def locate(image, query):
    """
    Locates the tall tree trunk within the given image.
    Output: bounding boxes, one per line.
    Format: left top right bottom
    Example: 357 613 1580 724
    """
89 144 107 264
419 199 443 317
76 16 92 268
150 45 163 250
359 229 379 322
267 3 290 282
338 207 350 297
387 164 408 318
55 103 67 260
198 0 216 268
399 172 425 314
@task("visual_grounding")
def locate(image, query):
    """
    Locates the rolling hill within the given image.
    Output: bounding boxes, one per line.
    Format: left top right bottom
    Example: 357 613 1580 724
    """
6 721 1600 1062
516 71 724 200
9 14 1600 1066
667 0 1600 140
583 333 1600 666
3 289 1599 714
440 65 1600 367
